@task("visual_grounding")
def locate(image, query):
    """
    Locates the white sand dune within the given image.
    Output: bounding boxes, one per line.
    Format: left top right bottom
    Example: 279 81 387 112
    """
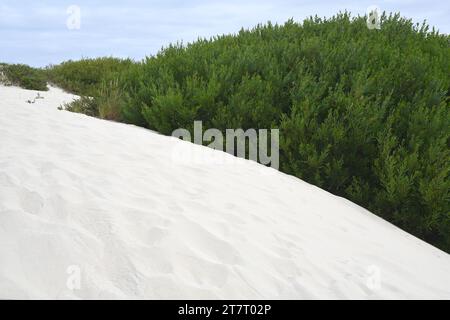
0 85 449 299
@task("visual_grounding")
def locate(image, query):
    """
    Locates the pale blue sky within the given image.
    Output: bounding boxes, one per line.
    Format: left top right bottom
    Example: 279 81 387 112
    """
0 0 448 67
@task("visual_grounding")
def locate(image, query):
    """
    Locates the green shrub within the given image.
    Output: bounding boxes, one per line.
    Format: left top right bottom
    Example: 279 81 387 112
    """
97 77 125 121
1 63 48 91
51 58 134 121
47 57 133 96
61 96 99 117
61 13 450 252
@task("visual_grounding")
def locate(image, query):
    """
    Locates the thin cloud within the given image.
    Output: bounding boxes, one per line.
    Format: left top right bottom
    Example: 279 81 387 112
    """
0 0 448 67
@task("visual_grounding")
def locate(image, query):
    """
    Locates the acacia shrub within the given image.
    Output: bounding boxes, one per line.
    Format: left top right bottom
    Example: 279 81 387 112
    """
96 13 450 251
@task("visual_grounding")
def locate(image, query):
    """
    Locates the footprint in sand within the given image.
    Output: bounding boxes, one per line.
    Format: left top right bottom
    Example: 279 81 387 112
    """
19 189 44 215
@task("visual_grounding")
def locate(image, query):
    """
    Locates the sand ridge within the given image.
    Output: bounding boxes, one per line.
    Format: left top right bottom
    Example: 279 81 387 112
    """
0 85 449 299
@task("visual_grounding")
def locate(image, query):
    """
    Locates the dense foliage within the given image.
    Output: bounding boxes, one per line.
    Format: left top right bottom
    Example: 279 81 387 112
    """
47 57 133 96
32 13 450 252
0 63 48 91
47 57 133 119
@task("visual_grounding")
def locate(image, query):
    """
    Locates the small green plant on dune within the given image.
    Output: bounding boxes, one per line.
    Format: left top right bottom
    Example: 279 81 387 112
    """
61 96 99 117
97 77 125 121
